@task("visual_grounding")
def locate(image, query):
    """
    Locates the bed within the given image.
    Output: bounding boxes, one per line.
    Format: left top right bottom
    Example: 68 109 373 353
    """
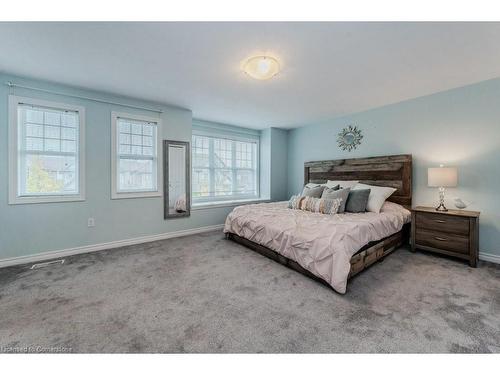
224 154 412 294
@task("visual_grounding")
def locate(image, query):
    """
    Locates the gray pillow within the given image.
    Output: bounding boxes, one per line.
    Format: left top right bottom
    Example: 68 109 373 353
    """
321 187 350 213
301 185 325 198
345 189 371 213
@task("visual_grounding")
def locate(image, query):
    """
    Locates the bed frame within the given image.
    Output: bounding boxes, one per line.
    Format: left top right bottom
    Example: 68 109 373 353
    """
227 154 412 289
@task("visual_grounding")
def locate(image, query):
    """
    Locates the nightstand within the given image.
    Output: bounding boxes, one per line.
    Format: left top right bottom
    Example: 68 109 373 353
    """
411 206 480 267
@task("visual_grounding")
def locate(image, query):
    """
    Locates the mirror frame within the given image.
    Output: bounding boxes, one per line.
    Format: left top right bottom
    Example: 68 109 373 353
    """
163 140 191 219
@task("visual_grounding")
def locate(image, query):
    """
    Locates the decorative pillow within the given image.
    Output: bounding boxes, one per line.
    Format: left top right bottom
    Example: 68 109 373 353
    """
352 183 397 213
321 187 350 213
301 184 326 198
345 189 371 213
304 183 327 188
288 195 304 210
326 180 359 189
301 196 342 215
288 195 341 215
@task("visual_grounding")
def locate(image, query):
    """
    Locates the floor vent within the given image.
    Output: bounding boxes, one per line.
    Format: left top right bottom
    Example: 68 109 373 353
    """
30 259 65 270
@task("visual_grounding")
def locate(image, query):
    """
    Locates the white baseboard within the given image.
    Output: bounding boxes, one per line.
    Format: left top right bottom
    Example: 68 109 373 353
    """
479 252 500 264
0 224 225 269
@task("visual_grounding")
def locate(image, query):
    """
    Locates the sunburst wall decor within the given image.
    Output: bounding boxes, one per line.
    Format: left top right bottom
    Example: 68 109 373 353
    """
337 125 363 152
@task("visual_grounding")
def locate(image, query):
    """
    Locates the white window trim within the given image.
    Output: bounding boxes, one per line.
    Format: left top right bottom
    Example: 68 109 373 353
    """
8 95 86 205
111 111 162 199
191 133 260 204
192 198 269 210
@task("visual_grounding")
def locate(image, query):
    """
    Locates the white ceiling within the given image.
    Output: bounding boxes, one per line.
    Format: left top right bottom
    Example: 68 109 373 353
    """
1 22 500 129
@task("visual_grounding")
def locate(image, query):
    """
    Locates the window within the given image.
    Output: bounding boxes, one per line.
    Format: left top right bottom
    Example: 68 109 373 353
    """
8 96 85 204
192 134 259 203
111 112 162 199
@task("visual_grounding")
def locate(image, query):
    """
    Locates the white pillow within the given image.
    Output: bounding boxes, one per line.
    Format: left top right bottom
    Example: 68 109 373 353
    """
326 180 359 189
352 183 397 213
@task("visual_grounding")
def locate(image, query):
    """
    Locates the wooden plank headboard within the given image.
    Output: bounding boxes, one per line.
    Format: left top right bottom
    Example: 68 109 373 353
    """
304 154 412 208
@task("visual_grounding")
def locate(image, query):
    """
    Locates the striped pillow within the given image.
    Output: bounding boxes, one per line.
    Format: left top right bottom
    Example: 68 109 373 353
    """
289 195 341 215
288 195 304 209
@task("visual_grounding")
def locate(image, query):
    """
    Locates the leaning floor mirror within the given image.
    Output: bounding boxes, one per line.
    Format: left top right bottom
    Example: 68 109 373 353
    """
164 140 190 219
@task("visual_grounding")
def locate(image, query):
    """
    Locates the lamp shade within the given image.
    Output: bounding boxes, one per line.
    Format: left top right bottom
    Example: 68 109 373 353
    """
428 167 458 187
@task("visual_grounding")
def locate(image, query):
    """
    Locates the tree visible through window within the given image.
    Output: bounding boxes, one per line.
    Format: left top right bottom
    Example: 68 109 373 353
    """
17 103 80 197
26 157 64 193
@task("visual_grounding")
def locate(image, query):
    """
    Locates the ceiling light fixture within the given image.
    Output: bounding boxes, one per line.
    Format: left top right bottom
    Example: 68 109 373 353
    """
242 55 280 80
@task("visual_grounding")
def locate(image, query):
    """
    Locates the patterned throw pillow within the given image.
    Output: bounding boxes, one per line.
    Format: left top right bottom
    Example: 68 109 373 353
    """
321 187 350 213
289 195 341 215
288 195 304 209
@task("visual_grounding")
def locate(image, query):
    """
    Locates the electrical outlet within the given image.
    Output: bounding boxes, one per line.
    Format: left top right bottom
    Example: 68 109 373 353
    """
87 218 95 227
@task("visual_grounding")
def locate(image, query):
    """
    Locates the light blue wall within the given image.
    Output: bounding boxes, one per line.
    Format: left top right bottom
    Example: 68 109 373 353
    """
288 78 500 257
192 118 260 140
259 128 289 201
269 128 288 201
0 74 249 260
260 128 271 199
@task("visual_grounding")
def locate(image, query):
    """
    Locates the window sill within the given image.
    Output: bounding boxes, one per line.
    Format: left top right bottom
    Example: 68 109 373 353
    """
8 195 85 205
111 191 162 200
192 198 270 211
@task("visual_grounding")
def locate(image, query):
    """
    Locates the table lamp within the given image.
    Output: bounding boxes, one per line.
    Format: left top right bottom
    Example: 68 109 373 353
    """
428 165 458 211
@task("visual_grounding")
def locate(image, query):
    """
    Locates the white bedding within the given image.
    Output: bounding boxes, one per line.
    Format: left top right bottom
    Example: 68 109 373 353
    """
224 201 411 293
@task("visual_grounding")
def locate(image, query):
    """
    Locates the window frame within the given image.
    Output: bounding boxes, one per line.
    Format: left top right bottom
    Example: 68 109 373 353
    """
191 133 260 204
8 95 86 205
111 111 162 199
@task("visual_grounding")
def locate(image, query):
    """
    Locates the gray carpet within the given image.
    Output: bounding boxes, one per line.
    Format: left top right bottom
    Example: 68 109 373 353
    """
0 230 499 353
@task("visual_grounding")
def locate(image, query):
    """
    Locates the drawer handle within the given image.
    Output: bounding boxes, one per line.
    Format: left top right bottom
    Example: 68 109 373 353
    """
434 236 448 241
433 219 446 223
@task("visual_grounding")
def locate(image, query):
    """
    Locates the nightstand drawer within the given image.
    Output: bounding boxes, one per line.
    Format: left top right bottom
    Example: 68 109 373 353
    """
415 228 469 254
416 212 469 235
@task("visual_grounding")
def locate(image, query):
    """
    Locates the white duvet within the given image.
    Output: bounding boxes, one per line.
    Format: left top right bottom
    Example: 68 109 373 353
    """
224 201 411 293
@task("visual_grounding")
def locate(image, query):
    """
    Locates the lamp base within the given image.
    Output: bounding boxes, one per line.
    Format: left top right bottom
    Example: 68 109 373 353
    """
435 187 448 211
435 202 448 212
